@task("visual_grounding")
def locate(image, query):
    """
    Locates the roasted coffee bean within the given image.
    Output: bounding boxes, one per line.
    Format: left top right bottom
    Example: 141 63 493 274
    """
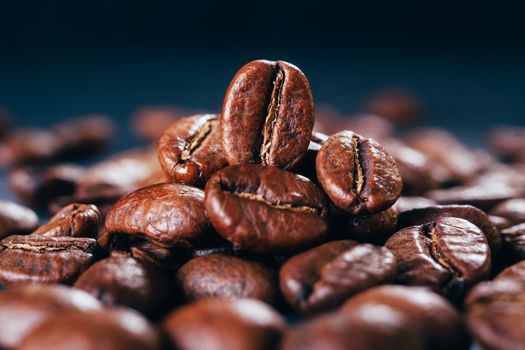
392 196 437 214
0 284 101 349
396 204 501 257
52 115 114 157
331 207 398 243
316 130 402 215
221 59 314 169
465 261 525 350
131 106 184 141
205 164 329 253
489 215 512 230
7 164 84 210
0 235 98 286
104 183 212 248
75 147 162 205
490 198 525 225
282 303 424 350
408 128 483 183
500 223 525 262
157 114 228 187
385 217 491 298
362 89 423 124
0 129 61 168
426 184 522 211
32 203 100 238
0 200 39 239
177 254 277 304
487 126 525 162
280 240 396 314
342 285 469 350
162 298 285 350
381 139 441 195
74 254 172 318
17 308 162 350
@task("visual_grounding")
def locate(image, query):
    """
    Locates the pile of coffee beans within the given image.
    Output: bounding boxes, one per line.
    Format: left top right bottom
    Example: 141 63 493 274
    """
0 59 524 350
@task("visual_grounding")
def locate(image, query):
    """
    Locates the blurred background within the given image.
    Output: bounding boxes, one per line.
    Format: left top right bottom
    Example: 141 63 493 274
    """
1 0 524 200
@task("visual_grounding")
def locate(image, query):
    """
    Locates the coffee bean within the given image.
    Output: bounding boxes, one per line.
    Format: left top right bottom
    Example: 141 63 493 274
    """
0 235 98 286
74 147 162 205
162 298 285 350
396 204 501 257
385 217 491 298
362 89 423 124
487 126 525 162
279 240 396 314
490 198 525 225
426 184 523 211
131 106 184 141
0 284 101 349
408 128 483 183
0 129 62 168
32 203 100 238
465 261 525 350
282 303 424 350
316 130 402 215
381 139 440 195
104 183 212 248
392 196 437 214
74 254 172 318
17 308 162 350
331 207 398 243
157 114 228 186
500 223 525 262
205 164 329 253
342 285 469 350
177 255 277 304
0 200 39 239
489 215 512 230
221 59 314 169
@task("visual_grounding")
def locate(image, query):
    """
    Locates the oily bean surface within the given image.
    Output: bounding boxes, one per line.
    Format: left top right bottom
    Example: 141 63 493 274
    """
490 198 525 225
0 235 98 286
17 308 162 350
332 207 398 243
0 284 101 349
316 130 402 215
221 59 314 169
204 164 329 253
74 254 172 318
386 217 491 298
342 285 469 350
0 200 39 239
177 254 277 304
104 183 211 248
157 114 228 187
397 204 501 257
279 240 397 314
465 261 525 350
500 223 525 262
162 298 285 350
32 203 100 238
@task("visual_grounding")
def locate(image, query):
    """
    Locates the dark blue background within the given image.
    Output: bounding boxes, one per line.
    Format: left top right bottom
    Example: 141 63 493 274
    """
1 0 525 202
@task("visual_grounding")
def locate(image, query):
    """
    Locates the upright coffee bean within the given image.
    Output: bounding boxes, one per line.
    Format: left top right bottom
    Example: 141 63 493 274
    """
386 217 491 298
316 130 402 215
221 60 314 169
205 164 329 253
157 114 228 187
